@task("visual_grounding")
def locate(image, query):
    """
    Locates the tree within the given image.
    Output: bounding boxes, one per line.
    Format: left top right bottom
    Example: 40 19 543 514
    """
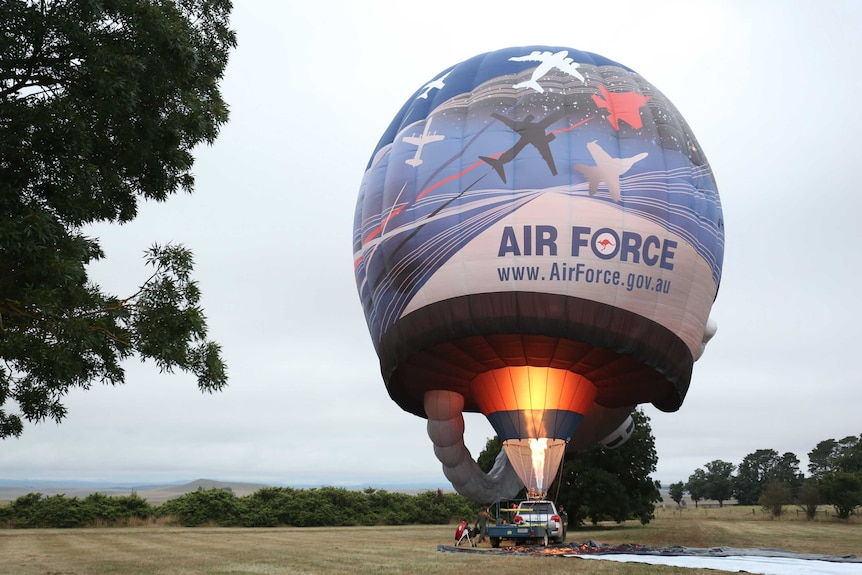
772 452 804 498
476 436 503 474
832 435 862 473
797 478 821 521
553 409 662 526
808 436 862 478
668 481 685 508
758 480 791 518
734 449 803 505
562 467 630 525
0 0 236 437
734 449 778 505
843 438 862 473
703 460 735 507
808 439 839 478
818 472 862 519
686 468 707 508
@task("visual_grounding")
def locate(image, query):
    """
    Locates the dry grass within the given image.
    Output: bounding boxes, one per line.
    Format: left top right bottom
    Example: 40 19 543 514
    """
0 508 859 575
597 506 861 555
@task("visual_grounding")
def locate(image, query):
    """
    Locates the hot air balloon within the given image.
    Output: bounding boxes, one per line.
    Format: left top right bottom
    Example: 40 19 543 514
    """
353 46 724 502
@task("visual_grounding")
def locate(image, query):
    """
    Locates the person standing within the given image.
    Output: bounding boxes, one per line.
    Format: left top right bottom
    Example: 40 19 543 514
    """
475 505 494 545
558 505 568 539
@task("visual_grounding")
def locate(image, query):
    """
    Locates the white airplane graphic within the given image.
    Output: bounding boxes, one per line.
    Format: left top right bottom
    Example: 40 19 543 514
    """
417 70 452 99
575 141 648 202
509 50 585 93
402 117 445 167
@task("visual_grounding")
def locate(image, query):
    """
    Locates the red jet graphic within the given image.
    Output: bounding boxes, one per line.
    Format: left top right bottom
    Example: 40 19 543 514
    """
592 85 651 130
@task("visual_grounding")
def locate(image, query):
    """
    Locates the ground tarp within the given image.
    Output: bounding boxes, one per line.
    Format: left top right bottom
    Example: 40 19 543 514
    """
438 541 862 574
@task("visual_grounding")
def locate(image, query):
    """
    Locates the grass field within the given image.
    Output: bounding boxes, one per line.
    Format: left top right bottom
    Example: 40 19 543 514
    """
0 507 859 575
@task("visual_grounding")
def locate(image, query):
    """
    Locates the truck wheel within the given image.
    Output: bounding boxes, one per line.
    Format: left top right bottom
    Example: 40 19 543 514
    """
490 537 500 548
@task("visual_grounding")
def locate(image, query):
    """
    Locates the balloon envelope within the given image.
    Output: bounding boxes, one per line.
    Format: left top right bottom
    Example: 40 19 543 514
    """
353 46 723 496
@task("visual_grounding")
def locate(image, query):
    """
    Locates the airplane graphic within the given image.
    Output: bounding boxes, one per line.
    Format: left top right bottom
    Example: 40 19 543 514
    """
417 70 452 99
402 117 445 167
509 50 585 93
574 141 649 202
592 85 652 130
479 110 565 183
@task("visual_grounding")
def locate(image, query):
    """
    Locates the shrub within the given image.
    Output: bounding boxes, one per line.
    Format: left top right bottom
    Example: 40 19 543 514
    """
156 488 239 526
759 480 791 518
0 486 478 528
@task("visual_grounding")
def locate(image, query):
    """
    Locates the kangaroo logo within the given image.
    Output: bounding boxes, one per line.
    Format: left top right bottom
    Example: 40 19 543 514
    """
596 236 616 252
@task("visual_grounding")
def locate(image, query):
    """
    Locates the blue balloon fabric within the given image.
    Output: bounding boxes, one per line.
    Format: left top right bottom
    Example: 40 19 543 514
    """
353 46 724 424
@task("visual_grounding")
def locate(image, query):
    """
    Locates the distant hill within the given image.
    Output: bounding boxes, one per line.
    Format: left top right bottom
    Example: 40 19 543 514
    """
134 478 273 504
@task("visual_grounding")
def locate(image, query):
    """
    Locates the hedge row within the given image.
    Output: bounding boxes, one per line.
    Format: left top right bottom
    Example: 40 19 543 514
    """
0 487 478 528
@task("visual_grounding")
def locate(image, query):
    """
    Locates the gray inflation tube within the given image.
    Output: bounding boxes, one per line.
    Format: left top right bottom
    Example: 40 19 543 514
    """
424 390 523 503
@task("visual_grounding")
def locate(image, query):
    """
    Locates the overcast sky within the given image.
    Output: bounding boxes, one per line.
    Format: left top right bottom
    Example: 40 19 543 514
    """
2 0 861 489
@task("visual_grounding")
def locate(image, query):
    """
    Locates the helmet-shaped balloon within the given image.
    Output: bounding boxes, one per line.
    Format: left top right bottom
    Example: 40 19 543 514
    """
353 46 724 501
